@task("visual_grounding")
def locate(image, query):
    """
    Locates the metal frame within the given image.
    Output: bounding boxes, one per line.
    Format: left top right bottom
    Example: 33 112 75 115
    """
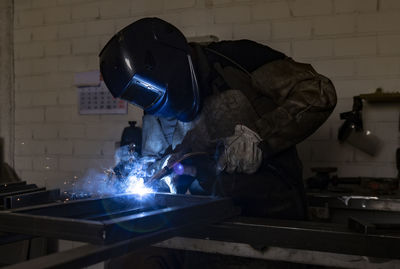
5 216 400 269
4 224 190 269
0 193 237 244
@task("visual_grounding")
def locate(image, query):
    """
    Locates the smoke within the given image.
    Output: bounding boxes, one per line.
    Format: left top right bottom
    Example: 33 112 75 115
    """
71 145 172 197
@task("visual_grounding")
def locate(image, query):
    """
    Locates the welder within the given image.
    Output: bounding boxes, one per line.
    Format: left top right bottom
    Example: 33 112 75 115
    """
99 17 336 220
100 17 336 269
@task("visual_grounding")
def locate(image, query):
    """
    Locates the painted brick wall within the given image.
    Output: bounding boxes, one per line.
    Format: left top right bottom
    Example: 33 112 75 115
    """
13 0 400 189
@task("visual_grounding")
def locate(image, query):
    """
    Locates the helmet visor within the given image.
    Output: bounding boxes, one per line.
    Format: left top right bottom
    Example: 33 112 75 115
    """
121 74 167 109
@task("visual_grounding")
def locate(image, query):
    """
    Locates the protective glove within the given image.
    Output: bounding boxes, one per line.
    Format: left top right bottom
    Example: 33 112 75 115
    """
218 124 263 174
164 151 218 193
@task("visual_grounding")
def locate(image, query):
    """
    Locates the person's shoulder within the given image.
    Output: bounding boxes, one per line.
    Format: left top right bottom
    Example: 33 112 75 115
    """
208 39 283 54
206 39 286 71
209 39 260 47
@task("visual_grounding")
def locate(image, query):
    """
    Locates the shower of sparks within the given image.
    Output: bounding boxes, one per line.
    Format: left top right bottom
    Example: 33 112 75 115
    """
67 145 178 199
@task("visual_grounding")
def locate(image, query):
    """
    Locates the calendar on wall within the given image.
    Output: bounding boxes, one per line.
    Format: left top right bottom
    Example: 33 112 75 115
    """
74 71 128 115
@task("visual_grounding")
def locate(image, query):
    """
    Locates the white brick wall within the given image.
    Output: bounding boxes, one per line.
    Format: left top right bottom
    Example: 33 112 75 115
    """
13 0 400 190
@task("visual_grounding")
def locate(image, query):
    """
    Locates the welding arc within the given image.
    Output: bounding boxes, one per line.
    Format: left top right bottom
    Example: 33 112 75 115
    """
146 152 208 185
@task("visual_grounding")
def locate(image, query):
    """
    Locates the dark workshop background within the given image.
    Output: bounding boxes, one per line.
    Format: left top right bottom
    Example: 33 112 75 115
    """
0 0 399 267
2 0 400 199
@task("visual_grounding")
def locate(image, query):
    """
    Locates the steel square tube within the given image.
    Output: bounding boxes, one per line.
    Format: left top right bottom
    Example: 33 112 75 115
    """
3 223 194 269
189 217 400 260
0 184 38 194
11 194 144 217
0 232 32 245
6 216 400 269
101 196 237 244
0 182 27 190
85 205 165 221
0 193 237 245
0 213 105 243
4 189 60 209
0 188 46 207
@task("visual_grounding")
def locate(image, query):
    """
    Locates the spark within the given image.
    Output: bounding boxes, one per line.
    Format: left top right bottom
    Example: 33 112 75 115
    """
125 175 153 196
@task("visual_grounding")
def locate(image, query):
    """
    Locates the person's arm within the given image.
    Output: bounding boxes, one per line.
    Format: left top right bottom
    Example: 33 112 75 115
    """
252 58 337 157
207 40 337 157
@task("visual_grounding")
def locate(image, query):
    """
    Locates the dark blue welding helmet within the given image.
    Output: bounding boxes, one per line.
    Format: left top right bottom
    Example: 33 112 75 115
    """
99 18 200 122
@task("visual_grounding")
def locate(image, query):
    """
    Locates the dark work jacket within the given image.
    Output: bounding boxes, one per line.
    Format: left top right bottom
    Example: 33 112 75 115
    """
173 40 303 218
183 40 335 219
145 40 336 219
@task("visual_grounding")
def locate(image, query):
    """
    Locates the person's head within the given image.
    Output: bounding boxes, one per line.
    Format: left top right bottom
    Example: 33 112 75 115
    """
99 17 200 122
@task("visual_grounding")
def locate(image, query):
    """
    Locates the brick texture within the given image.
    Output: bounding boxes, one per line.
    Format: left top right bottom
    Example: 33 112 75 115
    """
334 0 377 14
12 0 400 189
290 0 333 17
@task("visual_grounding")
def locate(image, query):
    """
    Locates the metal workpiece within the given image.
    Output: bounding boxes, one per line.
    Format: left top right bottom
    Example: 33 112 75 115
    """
0 185 48 210
3 223 190 269
0 181 27 190
0 183 39 195
308 192 400 212
6 216 400 269
0 193 238 245
3 189 60 210
189 217 400 260
156 237 400 269
0 233 31 246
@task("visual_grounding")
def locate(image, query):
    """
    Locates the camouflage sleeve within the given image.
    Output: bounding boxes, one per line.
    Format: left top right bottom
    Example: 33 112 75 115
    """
251 58 337 157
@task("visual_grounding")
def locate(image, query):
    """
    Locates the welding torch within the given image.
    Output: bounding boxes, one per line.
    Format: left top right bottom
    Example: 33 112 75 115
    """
146 152 208 186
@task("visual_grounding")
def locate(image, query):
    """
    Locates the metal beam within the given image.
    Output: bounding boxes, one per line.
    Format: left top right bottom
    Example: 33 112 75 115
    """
6 216 400 269
188 217 400 260
0 193 237 244
2 221 204 269
156 237 400 269
4 189 60 209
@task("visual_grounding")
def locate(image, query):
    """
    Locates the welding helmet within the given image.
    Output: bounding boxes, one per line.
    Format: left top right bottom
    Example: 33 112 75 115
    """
99 18 200 122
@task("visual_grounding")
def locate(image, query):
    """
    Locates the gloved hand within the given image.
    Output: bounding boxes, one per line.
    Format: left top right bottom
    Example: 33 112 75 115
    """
218 125 263 174
164 150 217 193
170 162 197 177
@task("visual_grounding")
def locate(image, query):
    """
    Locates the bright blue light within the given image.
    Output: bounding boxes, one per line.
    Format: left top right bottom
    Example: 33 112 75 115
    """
173 163 184 175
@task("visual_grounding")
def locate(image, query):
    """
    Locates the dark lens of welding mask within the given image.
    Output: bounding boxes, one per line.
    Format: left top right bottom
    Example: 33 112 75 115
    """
120 74 167 110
